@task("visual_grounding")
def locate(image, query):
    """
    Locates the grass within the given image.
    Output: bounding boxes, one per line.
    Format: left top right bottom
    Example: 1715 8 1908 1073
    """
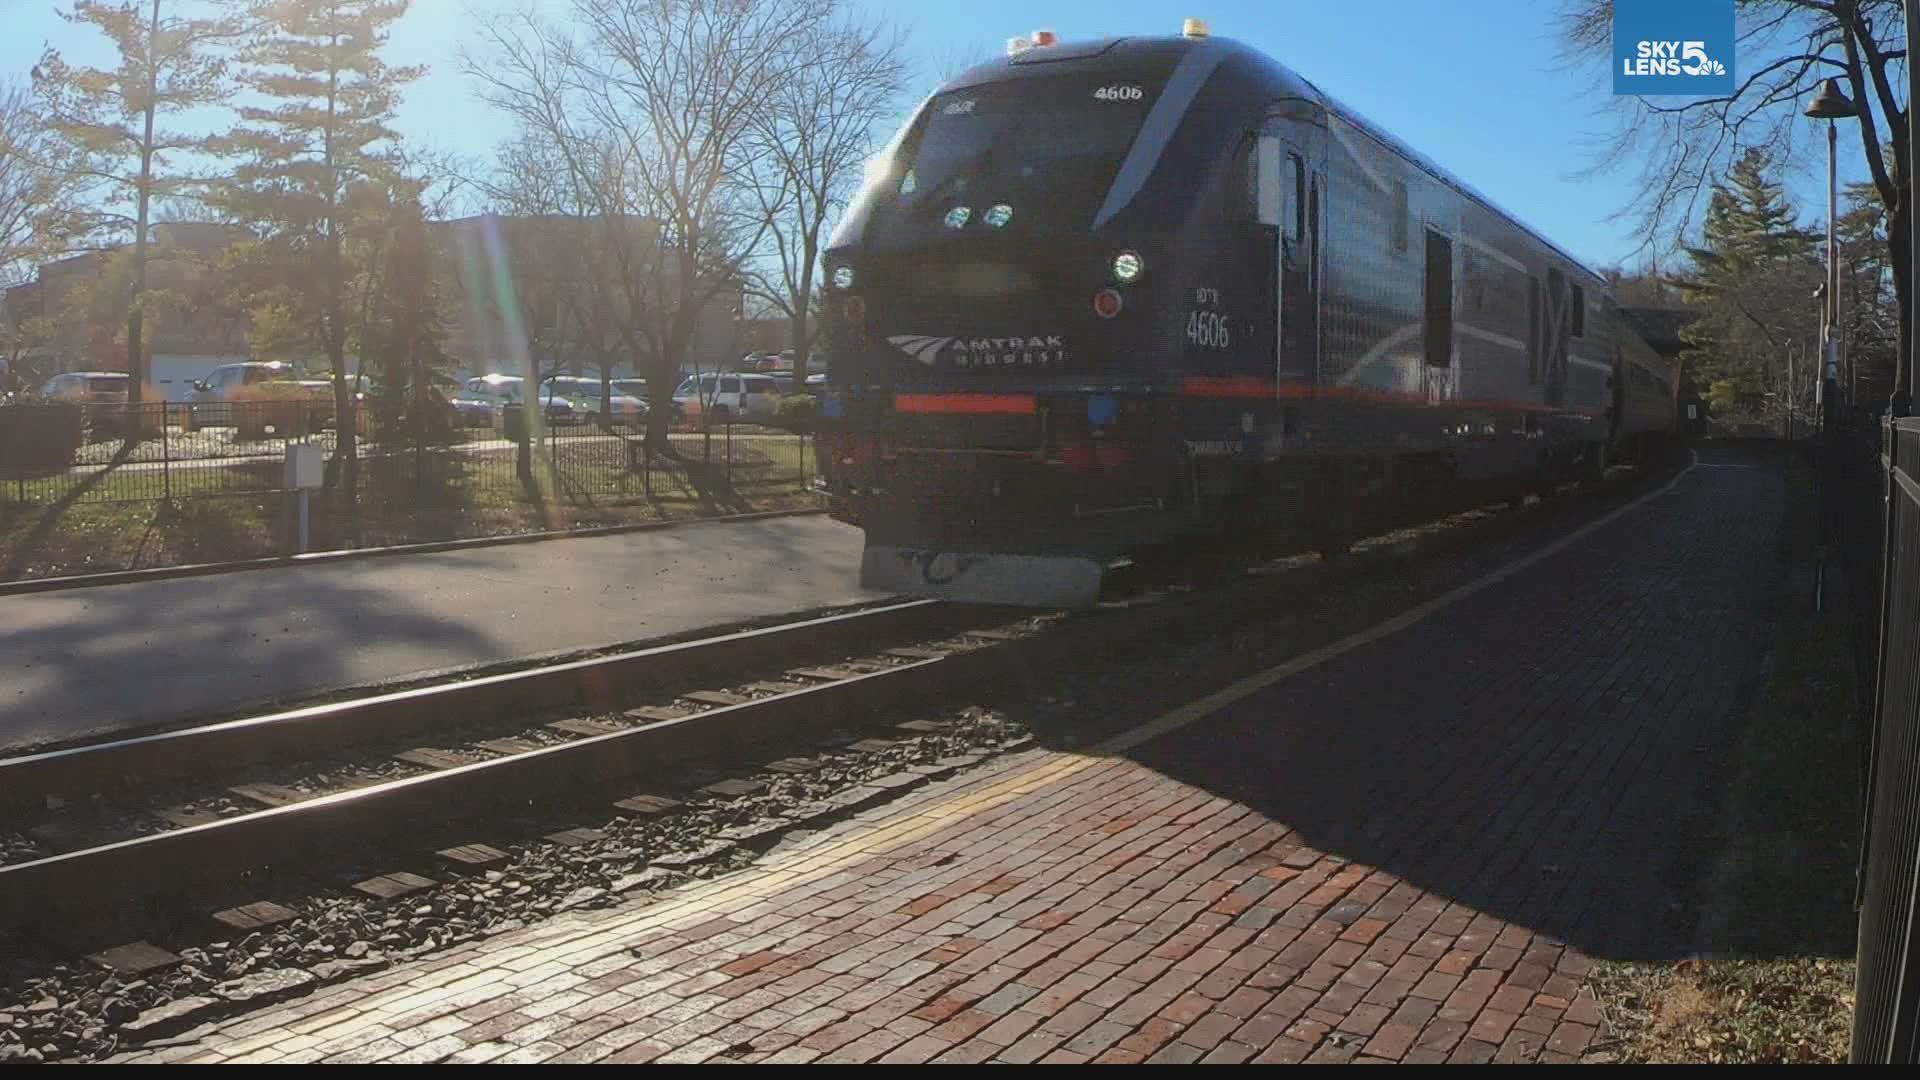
1588 462 1861 1064
0 432 820 580
1590 958 1855 1064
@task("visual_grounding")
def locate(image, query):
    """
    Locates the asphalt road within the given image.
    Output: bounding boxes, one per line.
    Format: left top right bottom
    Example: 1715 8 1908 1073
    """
0 513 880 753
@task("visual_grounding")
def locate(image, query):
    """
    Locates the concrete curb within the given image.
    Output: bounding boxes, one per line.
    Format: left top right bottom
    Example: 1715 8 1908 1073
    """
0 506 830 598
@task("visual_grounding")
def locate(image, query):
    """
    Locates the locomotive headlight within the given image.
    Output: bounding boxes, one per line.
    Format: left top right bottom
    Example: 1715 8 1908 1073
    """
984 203 1014 229
831 265 855 290
1111 250 1143 284
944 205 972 229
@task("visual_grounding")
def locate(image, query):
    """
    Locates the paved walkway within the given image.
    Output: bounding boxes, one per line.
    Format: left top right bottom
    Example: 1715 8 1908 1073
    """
0 513 879 752
116 447 1789 1064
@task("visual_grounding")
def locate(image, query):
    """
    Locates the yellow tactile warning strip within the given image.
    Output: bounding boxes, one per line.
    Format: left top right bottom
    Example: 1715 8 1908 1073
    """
680 752 1099 910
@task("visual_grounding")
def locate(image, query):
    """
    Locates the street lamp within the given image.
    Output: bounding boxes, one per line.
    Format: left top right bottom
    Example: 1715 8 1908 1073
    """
1806 77 1857 421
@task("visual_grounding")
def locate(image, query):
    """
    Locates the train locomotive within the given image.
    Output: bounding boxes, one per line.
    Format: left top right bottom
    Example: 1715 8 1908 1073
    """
814 21 1683 608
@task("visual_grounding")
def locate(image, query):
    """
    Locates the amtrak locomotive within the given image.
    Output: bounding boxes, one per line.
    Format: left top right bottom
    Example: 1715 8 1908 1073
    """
815 21 1682 608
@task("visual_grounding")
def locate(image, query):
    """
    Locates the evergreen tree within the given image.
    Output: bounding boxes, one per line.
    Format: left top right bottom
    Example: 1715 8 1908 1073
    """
33 0 238 405
214 0 420 508
366 182 449 437
1687 149 1817 282
1837 180 1899 404
1676 150 1823 427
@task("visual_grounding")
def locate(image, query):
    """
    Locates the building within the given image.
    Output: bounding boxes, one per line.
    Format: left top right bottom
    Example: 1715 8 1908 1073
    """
433 214 742 386
3 223 252 399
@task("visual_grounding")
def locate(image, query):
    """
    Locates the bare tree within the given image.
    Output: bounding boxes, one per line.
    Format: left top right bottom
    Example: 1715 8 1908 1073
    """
465 0 831 450
34 0 239 405
456 175 565 400
459 126 640 445
925 41 995 90
2 81 85 290
739 13 907 362
3 81 83 392
1558 0 1910 385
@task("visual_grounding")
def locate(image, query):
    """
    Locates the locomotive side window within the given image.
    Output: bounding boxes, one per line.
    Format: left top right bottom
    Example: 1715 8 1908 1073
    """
1283 153 1304 248
1391 180 1409 255
1239 137 1260 220
1527 277 1542 383
1308 173 1320 289
1424 228 1453 367
1571 285 1585 337
1255 135 1283 227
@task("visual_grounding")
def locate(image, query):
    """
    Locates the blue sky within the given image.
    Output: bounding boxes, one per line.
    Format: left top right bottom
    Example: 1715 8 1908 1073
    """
0 0 1873 270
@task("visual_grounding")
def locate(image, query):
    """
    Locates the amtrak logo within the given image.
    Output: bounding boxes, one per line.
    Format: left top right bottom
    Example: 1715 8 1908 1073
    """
886 334 1067 369
887 335 953 365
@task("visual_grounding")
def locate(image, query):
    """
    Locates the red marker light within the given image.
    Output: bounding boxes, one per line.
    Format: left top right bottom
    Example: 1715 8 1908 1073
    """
1092 288 1124 319
843 295 866 323
1031 28 1058 47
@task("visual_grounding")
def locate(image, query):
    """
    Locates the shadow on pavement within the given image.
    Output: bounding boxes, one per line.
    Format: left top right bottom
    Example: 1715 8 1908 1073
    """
1032 445 1806 964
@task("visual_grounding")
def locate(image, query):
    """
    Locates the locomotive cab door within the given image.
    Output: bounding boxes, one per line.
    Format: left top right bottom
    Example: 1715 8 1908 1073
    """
1256 130 1321 392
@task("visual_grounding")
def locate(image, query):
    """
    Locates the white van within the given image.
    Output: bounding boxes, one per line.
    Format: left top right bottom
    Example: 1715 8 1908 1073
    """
461 374 580 425
672 373 782 423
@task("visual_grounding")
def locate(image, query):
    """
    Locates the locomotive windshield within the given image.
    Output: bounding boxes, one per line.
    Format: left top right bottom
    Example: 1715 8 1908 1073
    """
872 75 1161 240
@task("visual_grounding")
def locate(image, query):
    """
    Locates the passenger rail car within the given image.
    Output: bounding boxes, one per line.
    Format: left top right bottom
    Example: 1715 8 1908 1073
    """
816 22 1682 607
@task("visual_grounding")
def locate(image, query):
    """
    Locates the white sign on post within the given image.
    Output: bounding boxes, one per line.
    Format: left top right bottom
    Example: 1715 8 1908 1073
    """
286 443 324 490
285 444 324 554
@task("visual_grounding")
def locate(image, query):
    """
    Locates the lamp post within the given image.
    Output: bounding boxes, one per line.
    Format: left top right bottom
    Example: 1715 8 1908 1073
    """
1806 78 1858 422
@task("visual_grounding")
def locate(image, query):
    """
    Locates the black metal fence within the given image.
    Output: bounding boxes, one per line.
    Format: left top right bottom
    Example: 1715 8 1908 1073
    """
1851 413 1920 1063
0 399 817 566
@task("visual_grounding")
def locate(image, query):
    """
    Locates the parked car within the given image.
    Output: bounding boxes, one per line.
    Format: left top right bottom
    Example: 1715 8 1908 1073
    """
38 371 144 437
448 387 496 428
187 362 334 429
613 379 687 423
39 371 129 405
672 372 783 423
459 374 576 426
541 376 646 427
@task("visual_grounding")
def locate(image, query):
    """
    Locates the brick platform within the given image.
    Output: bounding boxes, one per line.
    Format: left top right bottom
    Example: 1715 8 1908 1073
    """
118 449 1788 1064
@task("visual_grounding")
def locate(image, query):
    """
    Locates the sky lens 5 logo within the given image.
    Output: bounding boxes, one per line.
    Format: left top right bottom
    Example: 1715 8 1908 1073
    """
1613 0 1735 96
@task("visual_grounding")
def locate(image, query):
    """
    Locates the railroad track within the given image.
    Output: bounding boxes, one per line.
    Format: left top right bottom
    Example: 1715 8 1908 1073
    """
0 599 1032 917
0 455 1683 1062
